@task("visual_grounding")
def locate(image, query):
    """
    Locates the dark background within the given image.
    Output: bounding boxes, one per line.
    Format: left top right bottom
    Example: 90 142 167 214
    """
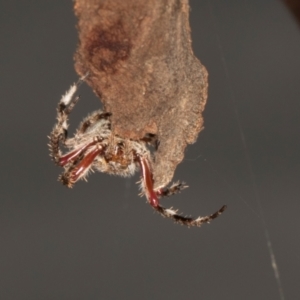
1 1 299 299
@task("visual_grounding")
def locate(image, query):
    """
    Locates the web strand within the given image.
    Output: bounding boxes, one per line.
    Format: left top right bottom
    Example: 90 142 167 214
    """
207 2 285 299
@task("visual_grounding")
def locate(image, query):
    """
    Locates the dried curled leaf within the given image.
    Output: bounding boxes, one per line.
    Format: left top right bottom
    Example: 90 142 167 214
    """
74 0 208 188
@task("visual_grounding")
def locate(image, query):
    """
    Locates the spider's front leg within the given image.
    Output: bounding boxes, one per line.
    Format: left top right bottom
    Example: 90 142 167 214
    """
49 73 88 164
59 144 105 188
137 156 227 227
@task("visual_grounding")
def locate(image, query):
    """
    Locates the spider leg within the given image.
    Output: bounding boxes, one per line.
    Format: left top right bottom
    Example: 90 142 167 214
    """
137 156 227 227
49 73 88 164
59 145 104 188
138 156 159 207
59 72 89 109
77 110 112 134
156 181 188 199
59 139 99 167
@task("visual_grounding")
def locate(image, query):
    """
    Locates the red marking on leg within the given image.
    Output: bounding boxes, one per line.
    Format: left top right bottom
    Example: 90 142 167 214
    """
59 141 97 166
137 156 159 207
70 147 102 183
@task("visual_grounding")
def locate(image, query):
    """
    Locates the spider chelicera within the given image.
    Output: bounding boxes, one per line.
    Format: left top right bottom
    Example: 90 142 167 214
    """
49 74 226 227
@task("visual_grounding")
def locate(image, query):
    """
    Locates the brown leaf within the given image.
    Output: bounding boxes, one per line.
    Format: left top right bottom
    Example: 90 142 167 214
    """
74 0 208 189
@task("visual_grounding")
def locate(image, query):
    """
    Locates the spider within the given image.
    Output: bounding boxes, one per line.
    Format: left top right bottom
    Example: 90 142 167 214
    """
49 74 227 227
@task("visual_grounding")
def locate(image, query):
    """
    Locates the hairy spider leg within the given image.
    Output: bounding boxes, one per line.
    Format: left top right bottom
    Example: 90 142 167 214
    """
49 73 89 164
69 146 103 183
78 111 112 134
49 95 79 164
156 182 188 198
60 146 104 188
138 156 159 207
59 72 89 107
137 156 227 227
59 140 98 167
57 73 90 135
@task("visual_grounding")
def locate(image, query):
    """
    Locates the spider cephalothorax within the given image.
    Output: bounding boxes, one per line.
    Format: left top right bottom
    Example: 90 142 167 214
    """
49 74 226 227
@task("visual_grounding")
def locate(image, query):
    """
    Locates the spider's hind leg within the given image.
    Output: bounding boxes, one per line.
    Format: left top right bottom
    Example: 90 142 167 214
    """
137 155 227 227
156 181 188 199
155 204 227 227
